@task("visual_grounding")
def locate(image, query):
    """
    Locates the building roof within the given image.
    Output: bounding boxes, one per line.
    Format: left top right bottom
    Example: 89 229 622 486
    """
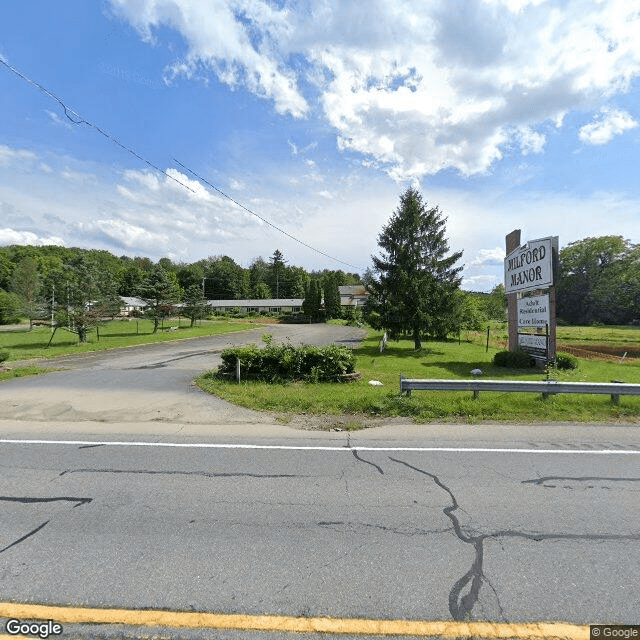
120 296 147 307
207 299 304 307
338 285 368 296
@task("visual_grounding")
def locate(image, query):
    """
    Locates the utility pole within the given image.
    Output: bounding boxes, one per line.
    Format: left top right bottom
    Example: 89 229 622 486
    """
51 283 55 332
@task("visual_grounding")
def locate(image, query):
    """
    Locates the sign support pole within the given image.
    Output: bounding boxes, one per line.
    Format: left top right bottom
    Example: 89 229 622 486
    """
505 229 521 352
548 237 559 362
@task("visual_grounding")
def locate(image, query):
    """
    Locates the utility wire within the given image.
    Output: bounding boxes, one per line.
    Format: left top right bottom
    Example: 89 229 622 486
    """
173 159 362 270
1 57 364 271
0 57 195 193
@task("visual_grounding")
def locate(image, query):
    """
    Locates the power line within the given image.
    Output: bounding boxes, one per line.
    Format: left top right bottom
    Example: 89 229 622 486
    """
1 57 364 272
173 159 362 270
0 56 195 193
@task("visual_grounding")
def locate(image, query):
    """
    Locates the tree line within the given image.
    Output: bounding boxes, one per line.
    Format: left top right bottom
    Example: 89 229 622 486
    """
1 195 636 344
0 244 361 338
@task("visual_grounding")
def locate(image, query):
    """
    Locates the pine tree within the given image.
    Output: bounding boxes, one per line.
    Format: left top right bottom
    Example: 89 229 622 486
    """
367 187 463 349
302 278 322 320
268 249 286 299
323 272 342 319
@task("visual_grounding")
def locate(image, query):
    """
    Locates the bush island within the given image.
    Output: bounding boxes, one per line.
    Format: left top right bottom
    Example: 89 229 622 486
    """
493 347 536 368
218 342 356 382
554 352 579 370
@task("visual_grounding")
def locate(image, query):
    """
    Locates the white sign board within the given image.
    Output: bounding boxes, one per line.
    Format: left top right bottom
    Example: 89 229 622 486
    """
518 333 547 356
518 294 550 327
504 237 554 294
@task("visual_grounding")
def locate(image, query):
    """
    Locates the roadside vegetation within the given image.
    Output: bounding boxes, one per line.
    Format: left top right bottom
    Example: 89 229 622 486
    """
197 328 640 424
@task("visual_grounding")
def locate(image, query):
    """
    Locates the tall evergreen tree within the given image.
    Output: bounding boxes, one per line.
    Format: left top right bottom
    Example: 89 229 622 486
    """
268 249 286 298
323 272 342 319
367 187 463 349
302 278 322 320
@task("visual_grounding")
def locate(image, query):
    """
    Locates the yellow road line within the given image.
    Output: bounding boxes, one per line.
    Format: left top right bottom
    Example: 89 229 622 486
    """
0 602 590 639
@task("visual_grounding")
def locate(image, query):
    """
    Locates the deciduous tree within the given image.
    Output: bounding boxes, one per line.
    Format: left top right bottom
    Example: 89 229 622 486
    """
138 265 181 333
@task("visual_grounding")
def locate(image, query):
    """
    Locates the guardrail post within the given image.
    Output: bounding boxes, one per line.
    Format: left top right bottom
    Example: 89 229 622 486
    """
400 374 410 396
611 380 623 405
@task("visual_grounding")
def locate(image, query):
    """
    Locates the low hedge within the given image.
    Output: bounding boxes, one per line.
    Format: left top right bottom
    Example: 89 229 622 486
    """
218 342 357 382
493 347 536 368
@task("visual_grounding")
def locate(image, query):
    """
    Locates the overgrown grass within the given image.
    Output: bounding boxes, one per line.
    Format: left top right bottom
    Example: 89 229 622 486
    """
196 330 640 423
0 318 255 361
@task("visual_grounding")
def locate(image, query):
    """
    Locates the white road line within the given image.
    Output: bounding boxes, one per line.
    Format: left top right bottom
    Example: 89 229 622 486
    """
0 439 638 454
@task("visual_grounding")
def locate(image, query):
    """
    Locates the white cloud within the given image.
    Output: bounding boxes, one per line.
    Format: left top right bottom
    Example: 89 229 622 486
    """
110 0 640 179
517 127 546 155
108 0 308 117
463 273 502 290
579 108 638 146
0 145 37 165
82 219 170 252
61 168 97 184
470 247 505 267
0 228 65 246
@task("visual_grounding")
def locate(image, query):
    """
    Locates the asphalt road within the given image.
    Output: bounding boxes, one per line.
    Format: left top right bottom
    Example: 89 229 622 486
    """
0 325 639 639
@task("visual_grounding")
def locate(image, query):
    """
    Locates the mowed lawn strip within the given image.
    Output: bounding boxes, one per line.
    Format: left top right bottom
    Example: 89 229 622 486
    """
196 330 640 423
0 318 255 362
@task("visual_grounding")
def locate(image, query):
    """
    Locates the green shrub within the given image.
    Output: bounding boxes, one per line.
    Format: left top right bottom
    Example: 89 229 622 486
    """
554 352 578 370
218 342 356 382
493 347 536 368
0 350 10 363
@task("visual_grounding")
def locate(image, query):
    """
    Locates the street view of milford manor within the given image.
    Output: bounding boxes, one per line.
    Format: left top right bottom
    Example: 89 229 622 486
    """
0 2 639 639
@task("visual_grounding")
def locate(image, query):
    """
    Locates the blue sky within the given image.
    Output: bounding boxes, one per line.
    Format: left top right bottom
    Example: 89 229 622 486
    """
1 0 639 291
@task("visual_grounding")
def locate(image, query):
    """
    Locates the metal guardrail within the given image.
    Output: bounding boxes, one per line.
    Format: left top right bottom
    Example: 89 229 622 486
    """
399 376 640 404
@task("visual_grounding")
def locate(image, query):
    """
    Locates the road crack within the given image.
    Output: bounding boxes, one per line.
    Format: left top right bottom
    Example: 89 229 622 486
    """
351 449 384 474
389 457 640 622
58 469 308 479
1 496 93 555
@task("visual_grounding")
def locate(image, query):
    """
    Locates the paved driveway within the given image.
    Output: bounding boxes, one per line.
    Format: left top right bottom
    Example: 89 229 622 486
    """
0 324 366 425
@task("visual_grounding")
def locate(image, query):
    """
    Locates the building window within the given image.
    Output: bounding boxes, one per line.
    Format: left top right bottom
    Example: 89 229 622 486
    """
269 307 280 313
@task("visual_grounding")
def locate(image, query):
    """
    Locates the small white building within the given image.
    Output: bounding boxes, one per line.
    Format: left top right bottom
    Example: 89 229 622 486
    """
120 296 148 315
207 299 304 314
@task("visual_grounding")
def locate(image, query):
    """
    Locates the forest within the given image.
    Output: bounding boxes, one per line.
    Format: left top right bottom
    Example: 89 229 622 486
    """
0 245 359 333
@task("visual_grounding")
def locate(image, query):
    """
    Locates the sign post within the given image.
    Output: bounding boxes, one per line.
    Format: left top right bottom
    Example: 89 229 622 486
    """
505 230 521 352
505 231 558 365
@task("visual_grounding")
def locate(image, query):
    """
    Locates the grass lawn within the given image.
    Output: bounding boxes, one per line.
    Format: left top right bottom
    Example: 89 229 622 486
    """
0 318 256 362
197 330 640 424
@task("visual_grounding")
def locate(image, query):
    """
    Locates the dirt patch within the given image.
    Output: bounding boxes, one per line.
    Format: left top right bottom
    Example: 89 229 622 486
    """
560 343 640 360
